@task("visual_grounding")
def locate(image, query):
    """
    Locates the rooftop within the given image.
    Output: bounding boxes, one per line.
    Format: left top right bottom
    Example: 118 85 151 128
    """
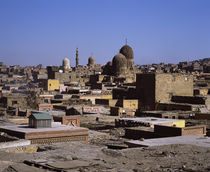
30 113 51 120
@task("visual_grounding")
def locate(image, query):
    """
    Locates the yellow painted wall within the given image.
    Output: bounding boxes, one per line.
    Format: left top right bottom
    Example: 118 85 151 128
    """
200 89 208 96
123 100 138 111
157 120 185 128
101 95 112 99
172 120 185 128
48 79 59 91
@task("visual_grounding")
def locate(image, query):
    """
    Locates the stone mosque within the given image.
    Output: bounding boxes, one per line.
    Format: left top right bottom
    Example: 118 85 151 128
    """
103 44 136 81
55 44 136 84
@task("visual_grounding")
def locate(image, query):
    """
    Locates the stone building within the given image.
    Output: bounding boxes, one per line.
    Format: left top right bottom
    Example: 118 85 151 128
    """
42 79 60 91
1 94 28 109
47 66 71 84
136 73 194 110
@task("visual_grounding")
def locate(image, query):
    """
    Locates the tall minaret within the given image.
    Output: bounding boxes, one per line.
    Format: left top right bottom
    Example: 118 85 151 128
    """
76 48 79 67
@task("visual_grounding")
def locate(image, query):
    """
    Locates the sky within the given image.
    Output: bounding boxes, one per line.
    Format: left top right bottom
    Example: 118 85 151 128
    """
0 0 210 67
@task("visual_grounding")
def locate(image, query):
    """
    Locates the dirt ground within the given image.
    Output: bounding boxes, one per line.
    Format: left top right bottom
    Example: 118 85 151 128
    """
1 118 210 172
1 134 210 172
1 142 210 172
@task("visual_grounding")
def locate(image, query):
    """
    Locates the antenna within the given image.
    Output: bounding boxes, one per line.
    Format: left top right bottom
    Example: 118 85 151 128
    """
125 38 127 45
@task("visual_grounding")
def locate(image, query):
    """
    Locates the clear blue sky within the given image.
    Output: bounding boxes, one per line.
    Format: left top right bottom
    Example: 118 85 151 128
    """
0 0 210 66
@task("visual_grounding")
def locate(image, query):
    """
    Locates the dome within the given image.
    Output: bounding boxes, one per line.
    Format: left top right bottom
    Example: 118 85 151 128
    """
62 57 71 71
102 61 113 75
88 56 95 66
119 45 134 60
107 61 112 66
112 53 127 76
119 45 134 70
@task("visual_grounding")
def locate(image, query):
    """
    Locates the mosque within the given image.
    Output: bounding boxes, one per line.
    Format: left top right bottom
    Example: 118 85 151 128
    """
103 44 136 80
54 44 135 84
61 49 97 71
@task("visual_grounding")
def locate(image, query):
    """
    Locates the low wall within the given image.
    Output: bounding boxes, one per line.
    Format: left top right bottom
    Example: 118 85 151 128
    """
0 140 31 149
154 125 206 137
171 96 206 104
155 103 192 111
195 113 210 120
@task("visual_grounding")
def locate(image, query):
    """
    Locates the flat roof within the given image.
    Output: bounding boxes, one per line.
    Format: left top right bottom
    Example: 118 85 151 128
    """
0 122 87 133
118 117 184 125
125 135 210 148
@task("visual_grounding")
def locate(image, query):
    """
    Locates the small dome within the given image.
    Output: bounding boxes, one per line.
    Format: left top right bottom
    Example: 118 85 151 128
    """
88 56 95 66
112 53 127 76
119 45 134 60
62 57 71 71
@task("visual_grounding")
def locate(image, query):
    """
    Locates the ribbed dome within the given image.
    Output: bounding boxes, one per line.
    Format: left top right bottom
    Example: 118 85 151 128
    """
112 53 127 76
119 45 134 60
88 56 95 66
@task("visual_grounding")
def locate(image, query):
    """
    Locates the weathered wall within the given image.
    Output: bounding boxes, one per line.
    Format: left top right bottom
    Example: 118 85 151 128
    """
195 113 210 120
155 74 193 103
136 73 193 110
154 125 206 137
155 103 192 111
116 99 138 111
47 79 59 91
136 73 155 110
95 99 117 106
205 97 210 110
5 96 28 109
113 87 136 99
171 96 205 104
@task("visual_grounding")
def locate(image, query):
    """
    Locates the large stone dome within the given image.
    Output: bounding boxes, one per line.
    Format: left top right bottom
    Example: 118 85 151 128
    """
120 45 134 59
119 45 134 70
112 53 127 76
88 56 95 66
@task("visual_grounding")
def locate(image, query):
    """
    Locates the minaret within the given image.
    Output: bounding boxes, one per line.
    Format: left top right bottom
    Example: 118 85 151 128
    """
76 48 79 67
